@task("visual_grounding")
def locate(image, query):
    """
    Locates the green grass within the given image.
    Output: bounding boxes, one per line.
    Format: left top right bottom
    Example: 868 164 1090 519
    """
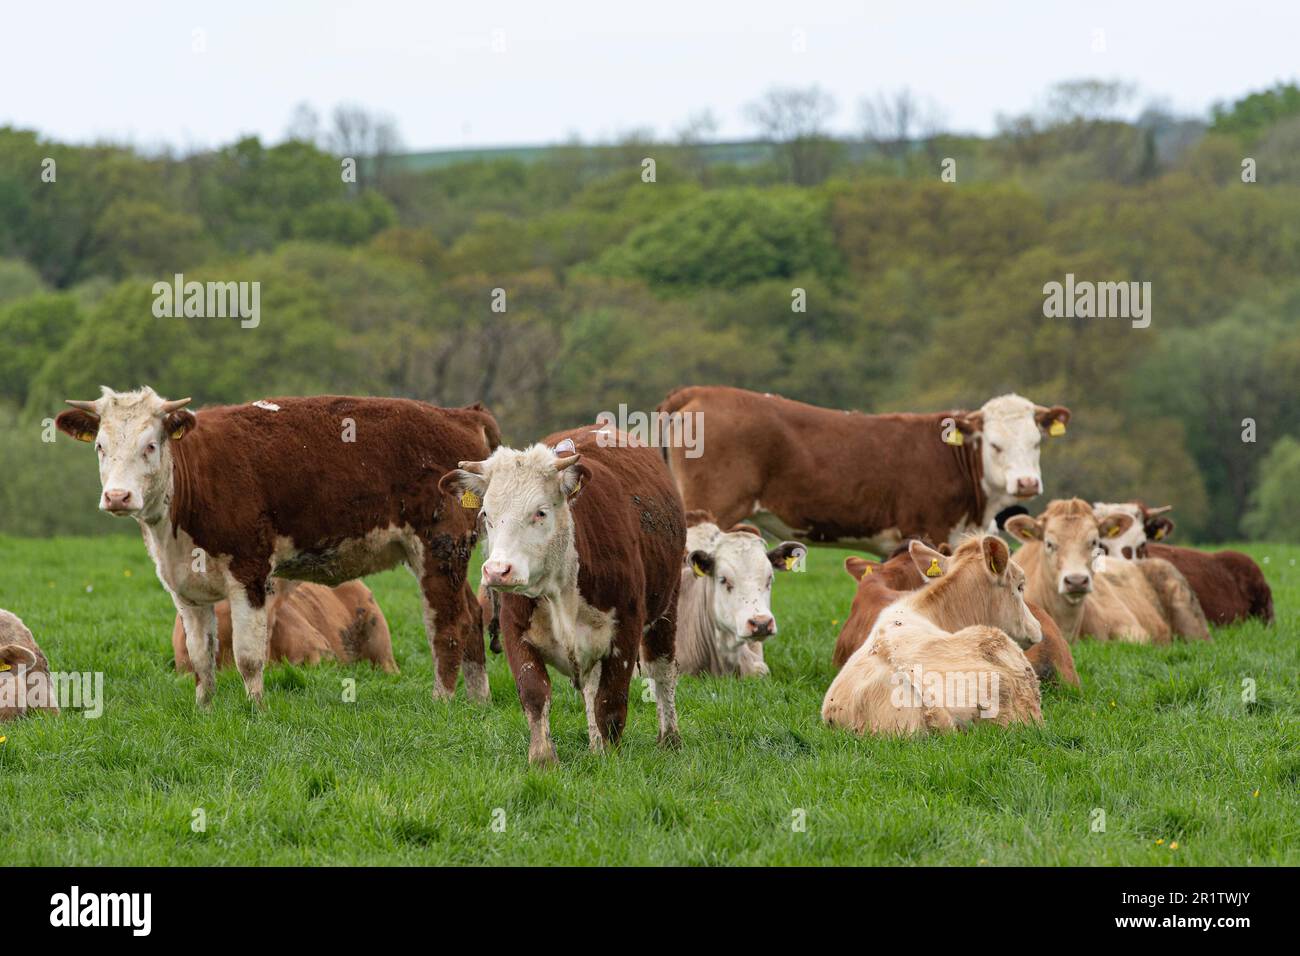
1 533 1296 865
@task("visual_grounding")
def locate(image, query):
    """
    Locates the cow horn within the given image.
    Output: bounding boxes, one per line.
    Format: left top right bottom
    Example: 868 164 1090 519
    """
64 399 100 413
457 460 486 475
159 397 192 414
554 453 582 471
1143 504 1173 517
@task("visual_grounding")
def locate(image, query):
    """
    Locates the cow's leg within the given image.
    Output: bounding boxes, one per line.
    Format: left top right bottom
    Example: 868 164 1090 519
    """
739 640 770 678
177 603 218 706
582 661 607 751
502 628 556 766
228 588 269 706
458 581 490 700
417 571 480 701
640 611 681 748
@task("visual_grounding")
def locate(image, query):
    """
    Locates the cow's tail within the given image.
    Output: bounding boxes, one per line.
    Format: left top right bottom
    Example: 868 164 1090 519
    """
462 401 502 454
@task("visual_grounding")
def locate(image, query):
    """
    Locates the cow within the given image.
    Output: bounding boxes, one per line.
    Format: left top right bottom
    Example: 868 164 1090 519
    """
822 537 1043 735
439 428 686 766
657 386 1071 555
1093 501 1273 625
672 511 805 677
1006 499 1209 644
57 387 498 707
833 541 1079 687
1 610 60 720
171 579 397 675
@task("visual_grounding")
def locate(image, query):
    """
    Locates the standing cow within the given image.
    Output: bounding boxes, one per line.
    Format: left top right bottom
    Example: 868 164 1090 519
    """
57 387 498 707
440 429 685 766
658 386 1071 554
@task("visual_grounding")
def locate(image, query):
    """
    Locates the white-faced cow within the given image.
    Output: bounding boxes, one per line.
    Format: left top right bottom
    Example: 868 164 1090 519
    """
1 609 59 720
673 512 805 677
1093 501 1273 625
57 387 498 707
822 537 1043 736
658 386 1070 555
440 428 686 766
1006 499 1209 644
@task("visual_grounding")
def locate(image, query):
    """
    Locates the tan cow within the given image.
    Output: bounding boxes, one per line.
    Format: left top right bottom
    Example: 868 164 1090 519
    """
834 541 1079 687
822 537 1043 736
1 609 60 720
171 579 397 675
1006 499 1209 644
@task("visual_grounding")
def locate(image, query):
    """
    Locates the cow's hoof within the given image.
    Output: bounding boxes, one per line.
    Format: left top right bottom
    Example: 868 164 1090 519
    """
463 664 490 703
528 744 559 768
431 684 455 702
658 729 682 750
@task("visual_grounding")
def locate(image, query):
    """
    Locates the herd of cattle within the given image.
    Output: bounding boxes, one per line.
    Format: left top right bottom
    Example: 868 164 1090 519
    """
0 384 1275 762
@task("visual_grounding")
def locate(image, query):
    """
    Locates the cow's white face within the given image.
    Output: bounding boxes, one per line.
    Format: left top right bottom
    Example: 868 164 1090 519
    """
969 394 1069 501
1091 503 1147 560
442 444 590 597
686 524 804 644
56 387 195 522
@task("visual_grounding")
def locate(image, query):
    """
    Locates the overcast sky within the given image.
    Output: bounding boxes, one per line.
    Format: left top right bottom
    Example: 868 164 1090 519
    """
3 0 1295 152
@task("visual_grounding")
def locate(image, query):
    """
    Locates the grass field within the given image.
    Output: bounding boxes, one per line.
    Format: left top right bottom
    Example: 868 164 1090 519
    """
1 532 1296 865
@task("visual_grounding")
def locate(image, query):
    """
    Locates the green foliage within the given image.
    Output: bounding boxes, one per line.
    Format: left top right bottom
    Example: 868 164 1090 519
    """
1243 437 1300 541
0 293 85 404
1211 82 1300 142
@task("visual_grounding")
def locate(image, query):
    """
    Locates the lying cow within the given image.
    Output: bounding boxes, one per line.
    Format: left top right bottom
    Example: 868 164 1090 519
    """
440 430 686 766
1007 499 1209 643
822 537 1043 735
834 541 1079 687
0 610 59 719
1094 501 1274 625
673 512 805 677
171 579 397 675
658 386 1070 554
58 387 497 707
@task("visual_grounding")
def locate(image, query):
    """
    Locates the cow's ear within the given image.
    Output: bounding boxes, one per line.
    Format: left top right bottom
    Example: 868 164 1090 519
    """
439 466 489 510
946 410 983 445
684 509 717 528
0 644 37 668
558 461 591 501
163 409 197 441
844 556 878 581
982 536 1011 577
1036 405 1071 437
688 550 715 578
768 541 806 572
1005 514 1043 543
729 523 763 538
56 408 100 443
1146 516 1175 541
1097 512 1134 541
909 539 950 580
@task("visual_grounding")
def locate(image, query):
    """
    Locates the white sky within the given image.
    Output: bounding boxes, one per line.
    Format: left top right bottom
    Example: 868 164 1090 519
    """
2 0 1296 151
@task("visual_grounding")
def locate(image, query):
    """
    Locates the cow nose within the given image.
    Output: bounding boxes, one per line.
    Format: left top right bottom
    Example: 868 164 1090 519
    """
482 561 513 586
746 615 775 639
1015 477 1041 496
103 489 133 511
1063 573 1091 592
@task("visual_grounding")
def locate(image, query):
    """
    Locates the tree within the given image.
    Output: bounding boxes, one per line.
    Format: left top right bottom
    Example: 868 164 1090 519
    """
744 86 841 185
1242 436 1300 541
859 88 945 168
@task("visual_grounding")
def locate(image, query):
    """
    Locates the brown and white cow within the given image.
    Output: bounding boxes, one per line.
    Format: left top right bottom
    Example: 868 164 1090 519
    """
822 537 1043 735
171 579 397 675
658 386 1071 555
0 610 60 720
57 387 497 707
440 428 686 766
1007 499 1209 644
1093 501 1273 625
833 541 1079 687
672 512 804 677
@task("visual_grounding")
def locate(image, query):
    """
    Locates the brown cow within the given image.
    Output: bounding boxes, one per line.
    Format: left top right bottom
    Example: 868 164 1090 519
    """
439 429 686 766
822 537 1043 735
1 610 60 719
833 541 1079 687
57 387 497 707
171 580 397 674
1007 499 1210 643
1094 501 1274 625
658 386 1070 554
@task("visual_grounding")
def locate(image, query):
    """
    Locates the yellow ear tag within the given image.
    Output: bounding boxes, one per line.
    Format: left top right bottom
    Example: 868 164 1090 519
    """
171 427 186 440
460 490 481 509
1049 421 1066 437
784 555 796 571
1107 525 1120 537
944 429 964 446
0 663 10 672
1154 526 1166 539
76 431 95 443
925 558 943 578
863 563 873 574
692 561 707 578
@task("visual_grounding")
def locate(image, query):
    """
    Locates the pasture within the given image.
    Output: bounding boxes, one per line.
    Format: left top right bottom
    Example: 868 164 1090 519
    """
0 532 1295 865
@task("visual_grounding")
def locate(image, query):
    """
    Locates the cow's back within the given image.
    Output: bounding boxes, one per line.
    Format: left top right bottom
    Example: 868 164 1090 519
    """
1146 543 1273 625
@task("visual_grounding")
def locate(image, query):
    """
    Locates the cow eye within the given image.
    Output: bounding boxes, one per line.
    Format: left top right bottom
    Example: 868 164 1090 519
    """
991 444 1003 453
145 442 158 456
534 509 547 521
